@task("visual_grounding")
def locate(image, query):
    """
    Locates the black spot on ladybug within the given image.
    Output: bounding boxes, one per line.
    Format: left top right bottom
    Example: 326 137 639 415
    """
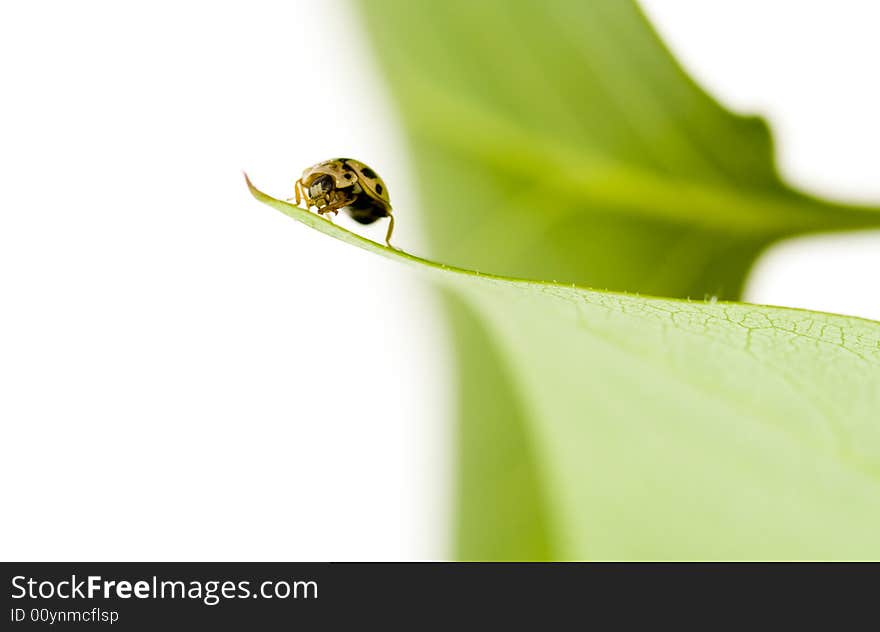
375 183 384 194
360 167 378 179
344 173 354 180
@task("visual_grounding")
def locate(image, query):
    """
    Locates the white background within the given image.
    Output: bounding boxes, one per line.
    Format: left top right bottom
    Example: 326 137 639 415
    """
1 1 878 560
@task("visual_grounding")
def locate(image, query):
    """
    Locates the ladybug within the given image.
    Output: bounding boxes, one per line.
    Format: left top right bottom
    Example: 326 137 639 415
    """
292 158 395 247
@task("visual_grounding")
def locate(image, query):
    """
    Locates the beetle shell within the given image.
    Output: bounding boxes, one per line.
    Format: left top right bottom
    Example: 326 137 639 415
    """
298 158 391 226
301 158 391 208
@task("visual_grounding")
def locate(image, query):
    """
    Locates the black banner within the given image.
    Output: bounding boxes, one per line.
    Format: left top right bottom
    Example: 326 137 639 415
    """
1 562 871 628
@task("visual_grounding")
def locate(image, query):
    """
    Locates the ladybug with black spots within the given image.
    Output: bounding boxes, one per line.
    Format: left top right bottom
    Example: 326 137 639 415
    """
292 158 396 247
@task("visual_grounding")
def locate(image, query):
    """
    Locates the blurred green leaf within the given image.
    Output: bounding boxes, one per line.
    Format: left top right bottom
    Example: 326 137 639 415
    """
350 0 880 559
358 0 879 296
249 178 880 559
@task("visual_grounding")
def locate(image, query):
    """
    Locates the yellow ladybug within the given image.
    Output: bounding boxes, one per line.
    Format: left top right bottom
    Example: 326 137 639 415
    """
293 158 395 247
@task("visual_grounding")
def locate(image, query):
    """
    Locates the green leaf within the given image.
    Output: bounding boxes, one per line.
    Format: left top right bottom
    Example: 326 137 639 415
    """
248 177 880 559
348 0 880 559
357 0 880 296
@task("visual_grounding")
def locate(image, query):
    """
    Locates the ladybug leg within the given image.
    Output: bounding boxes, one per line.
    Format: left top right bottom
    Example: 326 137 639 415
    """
300 181 313 209
384 212 396 249
316 191 355 219
312 189 340 213
286 180 304 206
